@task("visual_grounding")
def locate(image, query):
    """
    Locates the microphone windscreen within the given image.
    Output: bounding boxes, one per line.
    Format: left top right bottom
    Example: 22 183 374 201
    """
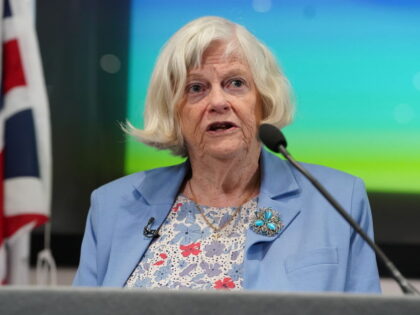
259 123 287 152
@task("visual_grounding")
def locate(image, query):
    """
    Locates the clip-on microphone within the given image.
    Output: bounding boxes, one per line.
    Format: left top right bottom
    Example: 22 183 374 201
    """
143 217 160 239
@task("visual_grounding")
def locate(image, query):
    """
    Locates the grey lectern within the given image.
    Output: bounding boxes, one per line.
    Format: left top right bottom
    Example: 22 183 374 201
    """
1 287 420 315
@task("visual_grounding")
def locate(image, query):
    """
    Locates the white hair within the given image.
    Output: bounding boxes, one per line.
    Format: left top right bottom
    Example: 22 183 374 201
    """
126 16 294 157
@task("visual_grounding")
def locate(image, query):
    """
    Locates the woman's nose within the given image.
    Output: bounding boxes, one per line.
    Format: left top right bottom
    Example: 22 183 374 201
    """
208 86 230 113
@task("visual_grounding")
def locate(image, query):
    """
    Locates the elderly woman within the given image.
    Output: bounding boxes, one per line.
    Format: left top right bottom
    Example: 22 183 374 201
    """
74 16 380 292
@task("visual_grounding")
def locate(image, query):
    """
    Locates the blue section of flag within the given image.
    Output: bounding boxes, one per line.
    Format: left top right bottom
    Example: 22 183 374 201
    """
4 109 40 178
0 92 4 110
3 0 12 18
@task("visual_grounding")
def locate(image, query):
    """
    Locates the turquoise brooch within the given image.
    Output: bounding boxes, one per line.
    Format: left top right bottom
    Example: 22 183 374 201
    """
251 208 283 237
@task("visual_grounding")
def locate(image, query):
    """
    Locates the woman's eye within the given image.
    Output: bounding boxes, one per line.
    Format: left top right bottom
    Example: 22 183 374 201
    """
187 83 204 94
227 79 246 89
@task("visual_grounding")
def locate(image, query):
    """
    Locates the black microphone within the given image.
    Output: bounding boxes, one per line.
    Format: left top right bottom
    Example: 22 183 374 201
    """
143 217 160 239
259 123 419 295
259 123 287 152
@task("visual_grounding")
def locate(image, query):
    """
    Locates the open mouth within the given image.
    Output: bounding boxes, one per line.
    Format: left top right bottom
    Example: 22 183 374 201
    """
206 121 238 132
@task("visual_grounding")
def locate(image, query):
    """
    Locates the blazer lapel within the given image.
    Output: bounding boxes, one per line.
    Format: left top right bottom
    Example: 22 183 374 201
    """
245 195 301 254
103 203 173 286
103 162 188 287
243 150 302 289
244 150 302 265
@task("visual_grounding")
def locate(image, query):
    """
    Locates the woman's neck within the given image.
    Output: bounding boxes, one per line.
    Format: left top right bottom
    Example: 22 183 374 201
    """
183 147 261 207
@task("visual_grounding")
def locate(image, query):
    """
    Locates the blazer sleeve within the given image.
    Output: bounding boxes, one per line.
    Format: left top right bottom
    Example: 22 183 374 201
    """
73 190 99 286
345 177 381 293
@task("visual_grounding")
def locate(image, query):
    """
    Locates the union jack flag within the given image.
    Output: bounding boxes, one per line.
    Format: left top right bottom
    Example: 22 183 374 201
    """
0 0 51 284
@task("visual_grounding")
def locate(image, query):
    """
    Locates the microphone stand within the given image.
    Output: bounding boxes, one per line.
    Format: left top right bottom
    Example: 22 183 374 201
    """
277 143 419 295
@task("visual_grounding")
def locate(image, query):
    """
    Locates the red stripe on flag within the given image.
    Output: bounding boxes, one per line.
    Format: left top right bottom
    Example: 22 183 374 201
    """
3 214 48 238
2 39 27 95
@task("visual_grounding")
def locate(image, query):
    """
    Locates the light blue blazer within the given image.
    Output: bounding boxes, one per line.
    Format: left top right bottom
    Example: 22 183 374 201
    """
73 149 381 293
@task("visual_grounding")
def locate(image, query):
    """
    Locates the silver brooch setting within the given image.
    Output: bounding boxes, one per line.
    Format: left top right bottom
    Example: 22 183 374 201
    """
251 208 283 237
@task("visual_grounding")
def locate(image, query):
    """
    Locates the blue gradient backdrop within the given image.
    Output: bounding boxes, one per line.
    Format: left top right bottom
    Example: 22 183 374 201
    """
127 0 420 193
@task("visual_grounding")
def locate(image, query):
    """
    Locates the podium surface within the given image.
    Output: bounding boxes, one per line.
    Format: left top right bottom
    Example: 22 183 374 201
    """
1 287 420 315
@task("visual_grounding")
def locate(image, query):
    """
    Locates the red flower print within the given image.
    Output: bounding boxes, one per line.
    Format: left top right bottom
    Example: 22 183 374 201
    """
214 277 235 290
153 252 168 266
180 242 201 257
172 203 183 212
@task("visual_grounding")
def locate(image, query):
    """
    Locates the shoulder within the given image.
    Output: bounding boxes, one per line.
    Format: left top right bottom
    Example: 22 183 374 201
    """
87 162 187 222
261 149 367 216
262 148 363 189
300 162 363 186
298 162 367 201
298 162 367 212
296 161 367 209
286 159 369 224
93 163 186 198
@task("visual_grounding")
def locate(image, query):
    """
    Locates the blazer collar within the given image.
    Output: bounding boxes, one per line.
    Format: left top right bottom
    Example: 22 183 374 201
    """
136 149 300 203
131 149 302 245
132 148 303 248
135 161 189 205
259 148 300 199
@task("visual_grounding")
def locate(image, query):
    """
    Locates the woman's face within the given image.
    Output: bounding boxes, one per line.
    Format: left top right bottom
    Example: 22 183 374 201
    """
179 42 262 160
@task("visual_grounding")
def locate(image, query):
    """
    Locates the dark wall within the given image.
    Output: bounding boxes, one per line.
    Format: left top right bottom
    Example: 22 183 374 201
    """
369 193 420 277
35 0 129 236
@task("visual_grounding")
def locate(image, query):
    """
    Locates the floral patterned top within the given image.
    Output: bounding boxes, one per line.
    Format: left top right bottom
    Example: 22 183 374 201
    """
125 194 258 290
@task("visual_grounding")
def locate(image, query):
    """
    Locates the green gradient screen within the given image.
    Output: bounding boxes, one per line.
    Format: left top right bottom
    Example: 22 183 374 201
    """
126 0 420 193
